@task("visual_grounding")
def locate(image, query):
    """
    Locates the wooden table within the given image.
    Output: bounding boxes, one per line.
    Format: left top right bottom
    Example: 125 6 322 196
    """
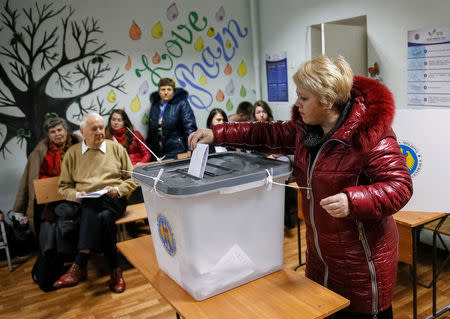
393 211 449 319
117 235 349 319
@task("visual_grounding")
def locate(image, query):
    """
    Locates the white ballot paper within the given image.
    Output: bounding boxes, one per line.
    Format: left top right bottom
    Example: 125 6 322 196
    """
187 143 209 179
80 188 108 198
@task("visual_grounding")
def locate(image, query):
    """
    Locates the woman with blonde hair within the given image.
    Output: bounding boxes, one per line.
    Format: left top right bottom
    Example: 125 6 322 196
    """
189 55 413 319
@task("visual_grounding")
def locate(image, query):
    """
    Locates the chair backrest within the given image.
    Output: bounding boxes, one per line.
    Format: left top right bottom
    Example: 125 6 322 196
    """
33 176 63 205
177 151 191 159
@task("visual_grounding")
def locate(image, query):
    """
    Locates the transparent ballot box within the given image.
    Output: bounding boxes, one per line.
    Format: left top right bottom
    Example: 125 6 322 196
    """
133 152 291 300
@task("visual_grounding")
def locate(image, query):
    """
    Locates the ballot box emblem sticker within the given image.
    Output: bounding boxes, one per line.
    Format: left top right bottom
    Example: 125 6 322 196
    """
399 141 422 178
158 216 176 255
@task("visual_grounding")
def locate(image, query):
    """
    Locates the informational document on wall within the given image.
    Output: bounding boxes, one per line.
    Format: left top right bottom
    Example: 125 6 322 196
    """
265 51 288 102
407 27 450 108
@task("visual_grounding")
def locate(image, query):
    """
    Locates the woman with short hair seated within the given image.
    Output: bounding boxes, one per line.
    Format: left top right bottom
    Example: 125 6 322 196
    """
13 116 81 235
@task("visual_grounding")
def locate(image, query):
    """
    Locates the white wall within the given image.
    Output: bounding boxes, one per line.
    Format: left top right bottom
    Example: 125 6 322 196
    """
0 0 255 211
258 0 450 120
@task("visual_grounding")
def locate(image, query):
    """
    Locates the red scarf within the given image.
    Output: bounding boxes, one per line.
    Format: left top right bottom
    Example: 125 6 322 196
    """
112 127 126 145
39 138 73 178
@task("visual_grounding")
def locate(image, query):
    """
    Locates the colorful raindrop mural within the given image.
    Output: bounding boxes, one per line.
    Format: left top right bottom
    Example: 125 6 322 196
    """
129 20 142 40
107 90 116 103
139 81 149 95
216 89 224 102
142 113 149 125
238 60 247 77
194 37 204 51
152 52 161 64
130 95 141 112
225 79 235 96
226 98 233 111
207 27 215 37
167 3 179 21
199 74 207 85
151 22 163 39
224 63 232 75
216 6 225 22
240 85 246 97
125 56 132 71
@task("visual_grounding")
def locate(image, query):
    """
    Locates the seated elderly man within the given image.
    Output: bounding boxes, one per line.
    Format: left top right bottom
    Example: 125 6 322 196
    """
53 112 137 293
13 116 81 236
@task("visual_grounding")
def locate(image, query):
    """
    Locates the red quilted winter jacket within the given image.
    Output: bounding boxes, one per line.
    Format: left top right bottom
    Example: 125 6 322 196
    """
212 76 413 315
127 130 151 165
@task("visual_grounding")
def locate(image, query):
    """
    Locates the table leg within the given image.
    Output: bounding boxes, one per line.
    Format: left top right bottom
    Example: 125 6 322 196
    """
295 218 303 271
412 227 418 319
425 215 449 319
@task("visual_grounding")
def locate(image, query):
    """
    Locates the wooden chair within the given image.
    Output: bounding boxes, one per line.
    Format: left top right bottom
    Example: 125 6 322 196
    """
33 177 63 205
176 151 191 159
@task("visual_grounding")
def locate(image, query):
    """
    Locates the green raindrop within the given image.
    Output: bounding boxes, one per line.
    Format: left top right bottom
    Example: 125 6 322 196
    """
240 85 246 97
226 98 234 111
142 113 149 125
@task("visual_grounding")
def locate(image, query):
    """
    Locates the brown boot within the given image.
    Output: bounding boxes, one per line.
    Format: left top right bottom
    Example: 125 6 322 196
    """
109 267 126 293
53 264 87 288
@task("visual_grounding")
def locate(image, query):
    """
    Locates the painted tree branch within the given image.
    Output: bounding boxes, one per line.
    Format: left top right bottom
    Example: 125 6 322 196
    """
0 1 126 156
0 112 25 158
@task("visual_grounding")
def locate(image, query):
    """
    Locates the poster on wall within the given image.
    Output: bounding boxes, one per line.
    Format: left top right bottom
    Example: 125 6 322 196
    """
265 52 288 102
407 26 450 108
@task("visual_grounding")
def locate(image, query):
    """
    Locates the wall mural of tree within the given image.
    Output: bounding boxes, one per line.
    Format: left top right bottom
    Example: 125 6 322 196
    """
0 0 125 156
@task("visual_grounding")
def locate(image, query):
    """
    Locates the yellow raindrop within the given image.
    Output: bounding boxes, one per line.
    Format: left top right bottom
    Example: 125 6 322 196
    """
130 95 141 112
238 60 247 77
107 90 116 103
199 74 207 85
226 40 231 48
207 27 215 37
151 21 163 39
194 37 204 51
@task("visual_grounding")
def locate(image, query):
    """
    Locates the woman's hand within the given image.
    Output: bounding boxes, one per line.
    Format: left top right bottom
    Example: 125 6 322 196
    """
188 128 214 150
320 193 349 218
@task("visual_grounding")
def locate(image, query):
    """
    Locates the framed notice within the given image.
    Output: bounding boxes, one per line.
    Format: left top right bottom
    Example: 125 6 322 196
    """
407 27 450 108
265 52 288 102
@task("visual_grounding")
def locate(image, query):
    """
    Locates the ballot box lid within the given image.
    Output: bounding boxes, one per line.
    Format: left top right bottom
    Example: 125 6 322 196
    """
133 151 291 196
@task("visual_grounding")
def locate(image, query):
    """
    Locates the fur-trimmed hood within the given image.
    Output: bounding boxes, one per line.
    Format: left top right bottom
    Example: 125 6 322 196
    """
292 75 396 152
150 87 189 105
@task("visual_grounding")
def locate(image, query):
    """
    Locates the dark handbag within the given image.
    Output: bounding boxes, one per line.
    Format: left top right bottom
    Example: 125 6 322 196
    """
7 210 36 255
31 251 64 292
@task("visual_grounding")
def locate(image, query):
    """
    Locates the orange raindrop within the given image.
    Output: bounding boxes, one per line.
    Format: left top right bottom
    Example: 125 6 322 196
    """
152 52 161 64
129 20 142 40
224 63 232 75
125 56 132 70
216 89 224 102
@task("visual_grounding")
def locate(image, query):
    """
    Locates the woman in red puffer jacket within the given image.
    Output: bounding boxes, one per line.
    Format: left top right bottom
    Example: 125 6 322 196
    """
189 56 413 319
105 109 151 165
